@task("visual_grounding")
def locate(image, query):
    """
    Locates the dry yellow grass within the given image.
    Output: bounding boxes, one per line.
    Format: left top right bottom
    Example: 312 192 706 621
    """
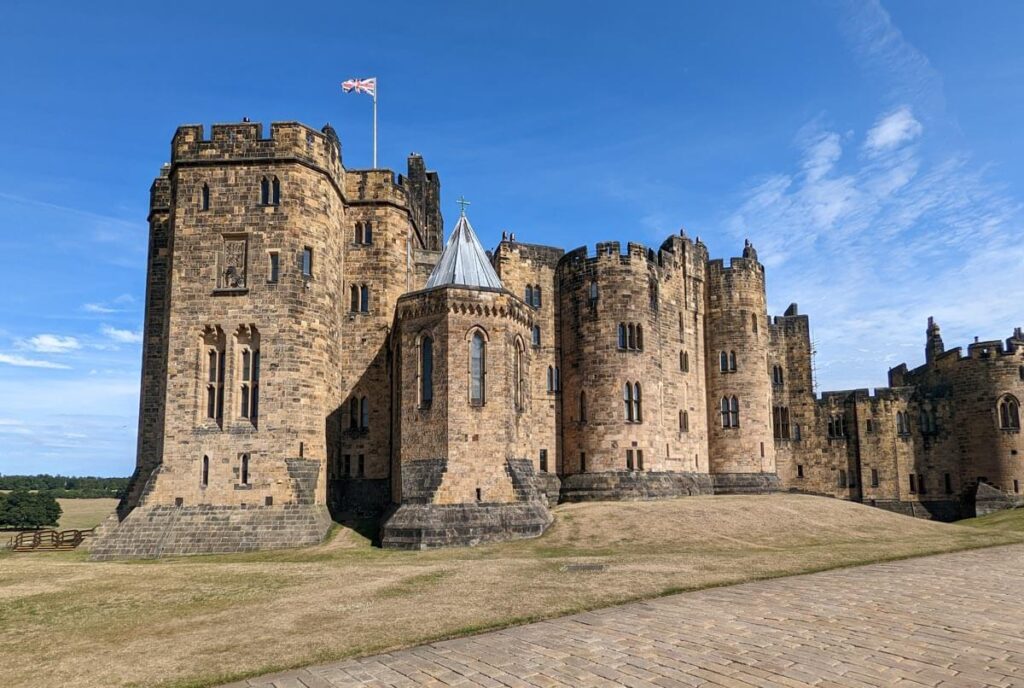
1 497 117 545
0 494 1020 688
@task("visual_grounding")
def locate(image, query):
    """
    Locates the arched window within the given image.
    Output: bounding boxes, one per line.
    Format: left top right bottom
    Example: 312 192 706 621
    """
419 336 433 406
579 390 587 422
546 366 554 393
513 340 525 411
533 285 542 308
772 365 784 386
628 324 636 350
896 411 908 435
201 455 209 487
364 221 373 244
720 351 729 372
360 396 369 429
470 332 485 405
349 397 359 429
730 396 740 428
532 325 541 347
636 325 644 350
260 176 270 205
589 281 598 300
680 410 689 432
354 222 364 244
271 176 281 205
729 351 737 372
201 183 210 211
239 342 260 424
205 342 225 423
360 285 369 312
617 323 627 349
720 397 730 428
999 396 1020 430
240 453 249 485
350 285 359 312
624 383 633 422
633 383 642 422
525 285 533 305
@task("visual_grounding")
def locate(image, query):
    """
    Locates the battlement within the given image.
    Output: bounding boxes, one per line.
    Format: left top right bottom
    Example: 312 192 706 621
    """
492 240 565 269
707 255 764 275
171 121 344 178
558 231 705 275
892 327 1024 385
770 304 809 334
818 387 913 405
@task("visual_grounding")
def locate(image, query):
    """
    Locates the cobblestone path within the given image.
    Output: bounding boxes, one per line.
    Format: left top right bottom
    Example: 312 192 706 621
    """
224 544 1024 687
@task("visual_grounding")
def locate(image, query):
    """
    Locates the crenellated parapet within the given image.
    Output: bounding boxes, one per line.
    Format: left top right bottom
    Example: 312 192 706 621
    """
172 121 344 181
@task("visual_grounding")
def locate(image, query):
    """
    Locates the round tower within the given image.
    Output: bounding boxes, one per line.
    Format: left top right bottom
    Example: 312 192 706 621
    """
704 240 778 492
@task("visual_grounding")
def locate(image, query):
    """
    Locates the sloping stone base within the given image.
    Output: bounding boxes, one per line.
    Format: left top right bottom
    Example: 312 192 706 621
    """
559 471 714 502
974 482 1024 517
711 472 781 494
380 502 553 549
89 504 332 560
869 498 963 521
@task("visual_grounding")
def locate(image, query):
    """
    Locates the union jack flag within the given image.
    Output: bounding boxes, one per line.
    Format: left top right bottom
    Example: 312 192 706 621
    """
341 77 376 96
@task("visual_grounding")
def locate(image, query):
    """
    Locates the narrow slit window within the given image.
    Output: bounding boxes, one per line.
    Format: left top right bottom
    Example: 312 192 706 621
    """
268 252 279 283
302 247 313 277
420 336 433 406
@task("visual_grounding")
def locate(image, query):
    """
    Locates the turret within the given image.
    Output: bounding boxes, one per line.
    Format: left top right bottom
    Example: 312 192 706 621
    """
704 241 778 492
926 316 945 363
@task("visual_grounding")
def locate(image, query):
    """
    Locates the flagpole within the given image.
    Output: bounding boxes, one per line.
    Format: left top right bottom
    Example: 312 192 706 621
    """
372 84 378 169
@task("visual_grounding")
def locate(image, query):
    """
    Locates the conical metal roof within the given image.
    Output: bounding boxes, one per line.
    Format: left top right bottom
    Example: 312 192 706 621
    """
424 213 504 290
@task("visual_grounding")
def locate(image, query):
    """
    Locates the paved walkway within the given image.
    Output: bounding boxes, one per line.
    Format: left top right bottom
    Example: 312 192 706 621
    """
225 545 1024 687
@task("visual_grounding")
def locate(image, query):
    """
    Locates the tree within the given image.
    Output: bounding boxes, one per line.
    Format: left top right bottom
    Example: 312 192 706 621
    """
0 491 62 529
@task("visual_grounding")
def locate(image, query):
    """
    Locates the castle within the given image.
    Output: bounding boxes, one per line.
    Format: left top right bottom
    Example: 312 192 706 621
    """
91 120 1024 559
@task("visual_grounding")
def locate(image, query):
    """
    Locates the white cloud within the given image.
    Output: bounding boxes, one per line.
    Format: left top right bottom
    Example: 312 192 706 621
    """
102 325 143 344
24 334 81 354
864 107 922 153
0 353 71 369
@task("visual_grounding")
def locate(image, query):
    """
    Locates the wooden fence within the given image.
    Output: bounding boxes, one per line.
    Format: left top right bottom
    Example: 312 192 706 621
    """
6 528 95 552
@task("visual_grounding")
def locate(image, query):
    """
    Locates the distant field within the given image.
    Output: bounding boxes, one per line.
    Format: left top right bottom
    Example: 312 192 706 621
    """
1 498 117 543
0 494 1021 688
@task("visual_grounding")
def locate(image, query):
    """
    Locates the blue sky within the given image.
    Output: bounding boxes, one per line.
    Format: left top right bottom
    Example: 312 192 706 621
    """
1 1 1022 477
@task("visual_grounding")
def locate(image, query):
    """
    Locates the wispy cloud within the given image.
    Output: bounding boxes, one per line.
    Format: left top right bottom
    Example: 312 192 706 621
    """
102 325 143 344
0 353 71 369
83 303 117 314
22 334 81 354
726 104 1022 390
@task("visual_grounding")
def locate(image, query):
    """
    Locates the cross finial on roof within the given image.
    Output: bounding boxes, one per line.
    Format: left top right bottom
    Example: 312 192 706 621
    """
456 196 471 216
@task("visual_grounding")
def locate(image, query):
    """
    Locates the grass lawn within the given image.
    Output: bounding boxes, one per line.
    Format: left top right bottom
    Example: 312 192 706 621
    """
958 505 1024 532
0 494 1021 688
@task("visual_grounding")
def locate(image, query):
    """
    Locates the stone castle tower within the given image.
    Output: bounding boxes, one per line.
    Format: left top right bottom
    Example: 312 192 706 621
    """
91 120 1024 559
